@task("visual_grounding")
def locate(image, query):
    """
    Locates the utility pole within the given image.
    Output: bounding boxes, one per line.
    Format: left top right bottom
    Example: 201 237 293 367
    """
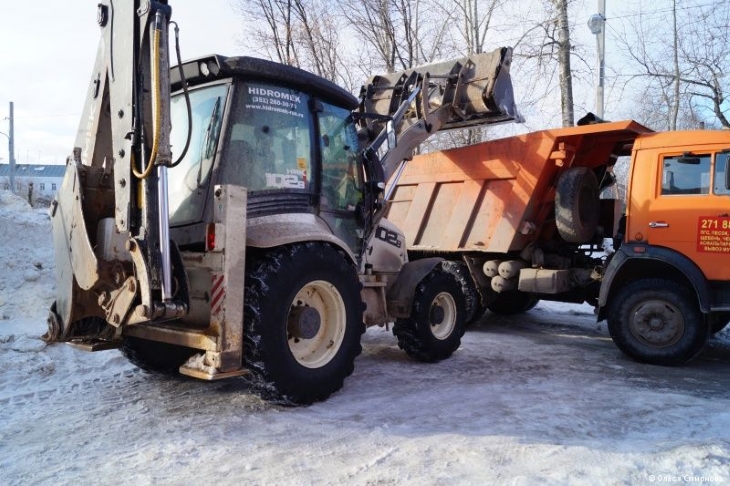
588 0 606 119
0 102 16 194
9 102 15 194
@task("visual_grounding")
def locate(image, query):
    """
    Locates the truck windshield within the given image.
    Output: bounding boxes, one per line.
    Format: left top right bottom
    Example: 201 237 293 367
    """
168 83 229 226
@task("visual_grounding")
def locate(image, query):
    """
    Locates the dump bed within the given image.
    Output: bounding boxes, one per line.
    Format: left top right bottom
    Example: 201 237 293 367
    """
385 120 653 253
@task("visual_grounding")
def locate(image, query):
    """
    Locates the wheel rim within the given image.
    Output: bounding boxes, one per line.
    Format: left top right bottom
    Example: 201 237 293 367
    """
287 280 346 369
430 292 457 340
628 298 685 348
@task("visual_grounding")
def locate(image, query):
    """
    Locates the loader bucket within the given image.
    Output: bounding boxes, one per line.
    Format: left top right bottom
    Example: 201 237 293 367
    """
360 47 521 133
358 47 522 181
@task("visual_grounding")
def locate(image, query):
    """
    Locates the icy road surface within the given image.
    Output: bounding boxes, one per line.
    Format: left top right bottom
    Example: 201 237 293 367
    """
2 190 730 485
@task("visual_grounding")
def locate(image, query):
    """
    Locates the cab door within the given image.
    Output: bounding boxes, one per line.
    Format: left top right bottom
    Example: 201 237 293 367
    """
316 102 365 253
633 149 730 281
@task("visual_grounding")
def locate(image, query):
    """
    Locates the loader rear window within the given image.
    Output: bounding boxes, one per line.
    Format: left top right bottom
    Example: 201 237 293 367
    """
220 82 312 193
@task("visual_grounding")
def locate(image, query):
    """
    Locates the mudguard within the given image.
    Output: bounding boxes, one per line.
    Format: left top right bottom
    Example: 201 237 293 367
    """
386 257 443 318
597 244 712 320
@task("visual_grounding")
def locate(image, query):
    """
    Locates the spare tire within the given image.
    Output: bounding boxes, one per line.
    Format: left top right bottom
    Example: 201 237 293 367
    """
555 166 600 243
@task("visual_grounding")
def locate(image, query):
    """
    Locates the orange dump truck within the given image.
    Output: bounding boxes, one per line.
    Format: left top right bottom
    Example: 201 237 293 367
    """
386 118 730 365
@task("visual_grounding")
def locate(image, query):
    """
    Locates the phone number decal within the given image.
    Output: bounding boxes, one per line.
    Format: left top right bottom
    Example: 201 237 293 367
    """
697 216 730 253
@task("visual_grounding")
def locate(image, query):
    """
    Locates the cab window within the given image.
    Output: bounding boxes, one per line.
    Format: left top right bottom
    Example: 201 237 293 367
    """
713 152 730 195
660 154 711 196
168 83 229 226
220 81 312 192
317 103 363 212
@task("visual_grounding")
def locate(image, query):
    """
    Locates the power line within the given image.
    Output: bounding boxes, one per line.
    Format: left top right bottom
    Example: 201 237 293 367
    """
606 1 723 21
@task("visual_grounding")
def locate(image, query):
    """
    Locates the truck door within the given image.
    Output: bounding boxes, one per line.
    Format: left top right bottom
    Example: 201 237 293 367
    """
637 150 730 281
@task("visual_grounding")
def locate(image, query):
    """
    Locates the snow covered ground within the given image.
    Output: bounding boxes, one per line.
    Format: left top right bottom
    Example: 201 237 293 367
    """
2 189 730 485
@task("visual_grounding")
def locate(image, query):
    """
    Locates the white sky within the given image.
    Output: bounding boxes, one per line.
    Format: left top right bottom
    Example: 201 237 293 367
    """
0 1 245 165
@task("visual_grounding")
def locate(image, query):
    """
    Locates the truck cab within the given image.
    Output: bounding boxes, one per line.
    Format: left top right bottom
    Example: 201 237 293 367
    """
600 130 730 364
625 132 730 281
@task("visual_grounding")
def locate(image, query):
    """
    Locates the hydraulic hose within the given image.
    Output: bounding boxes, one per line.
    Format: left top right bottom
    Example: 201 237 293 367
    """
132 11 164 179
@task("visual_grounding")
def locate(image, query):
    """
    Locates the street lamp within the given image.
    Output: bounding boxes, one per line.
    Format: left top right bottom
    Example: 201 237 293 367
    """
588 1 606 119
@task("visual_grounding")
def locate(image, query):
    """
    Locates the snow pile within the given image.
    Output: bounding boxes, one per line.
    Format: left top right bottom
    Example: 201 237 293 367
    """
0 190 55 331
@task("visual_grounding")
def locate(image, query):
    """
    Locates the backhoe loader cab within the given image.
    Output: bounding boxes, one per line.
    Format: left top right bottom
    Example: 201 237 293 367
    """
166 55 371 255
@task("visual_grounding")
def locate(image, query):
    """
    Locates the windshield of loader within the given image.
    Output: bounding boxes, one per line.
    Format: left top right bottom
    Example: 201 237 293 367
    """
168 83 229 226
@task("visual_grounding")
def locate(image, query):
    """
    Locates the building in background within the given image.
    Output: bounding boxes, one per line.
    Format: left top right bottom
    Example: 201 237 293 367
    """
0 164 65 206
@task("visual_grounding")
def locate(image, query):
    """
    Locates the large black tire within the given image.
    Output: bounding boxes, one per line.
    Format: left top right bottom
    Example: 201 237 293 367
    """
244 242 364 405
393 263 467 362
555 166 600 243
487 290 539 315
120 337 197 375
441 261 482 326
607 278 709 365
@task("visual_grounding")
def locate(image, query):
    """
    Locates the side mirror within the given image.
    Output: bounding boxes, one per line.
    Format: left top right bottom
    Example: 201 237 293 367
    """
386 120 397 151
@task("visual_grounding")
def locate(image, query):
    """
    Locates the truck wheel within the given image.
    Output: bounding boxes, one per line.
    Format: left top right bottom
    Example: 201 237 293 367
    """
607 278 709 365
393 263 467 362
244 242 364 405
555 166 600 243
486 290 539 315
121 337 196 375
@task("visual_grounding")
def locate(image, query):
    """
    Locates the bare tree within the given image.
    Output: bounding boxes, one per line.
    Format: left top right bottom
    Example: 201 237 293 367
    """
505 0 587 128
340 0 452 75
615 0 730 130
553 0 574 126
234 0 346 85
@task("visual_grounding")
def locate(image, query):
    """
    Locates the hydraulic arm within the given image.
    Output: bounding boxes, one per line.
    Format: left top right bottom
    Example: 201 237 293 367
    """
47 0 185 342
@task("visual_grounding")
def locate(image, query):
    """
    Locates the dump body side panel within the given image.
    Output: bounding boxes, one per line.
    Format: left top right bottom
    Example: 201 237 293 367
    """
386 120 653 253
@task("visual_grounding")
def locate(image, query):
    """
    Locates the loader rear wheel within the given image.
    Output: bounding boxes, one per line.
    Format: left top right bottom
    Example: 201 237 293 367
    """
244 242 364 405
393 263 467 362
487 290 539 315
120 337 196 375
555 166 600 243
607 278 709 365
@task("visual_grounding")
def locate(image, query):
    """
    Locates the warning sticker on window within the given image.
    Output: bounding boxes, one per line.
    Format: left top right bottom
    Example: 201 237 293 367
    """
697 217 730 253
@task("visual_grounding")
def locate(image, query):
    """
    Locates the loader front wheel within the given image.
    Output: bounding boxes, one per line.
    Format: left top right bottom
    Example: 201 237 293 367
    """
607 278 709 365
121 337 197 375
393 263 467 362
244 243 364 405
